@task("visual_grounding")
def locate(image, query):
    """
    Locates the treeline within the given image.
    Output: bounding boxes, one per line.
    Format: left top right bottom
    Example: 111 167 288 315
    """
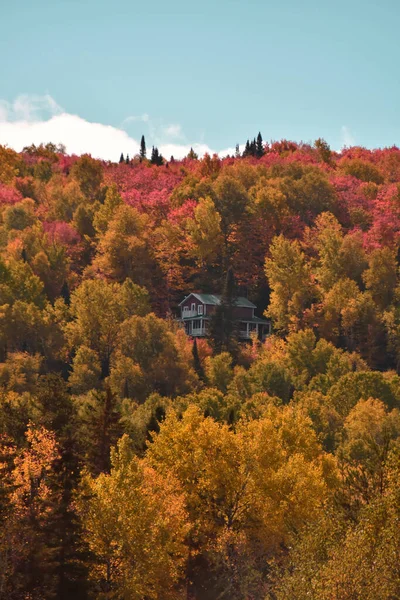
0 139 399 598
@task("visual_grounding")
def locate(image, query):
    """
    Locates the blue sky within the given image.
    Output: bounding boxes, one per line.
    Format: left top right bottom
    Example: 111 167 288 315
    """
0 0 399 159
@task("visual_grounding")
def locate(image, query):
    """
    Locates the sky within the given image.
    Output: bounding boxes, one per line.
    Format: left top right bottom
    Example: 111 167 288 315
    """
0 0 399 160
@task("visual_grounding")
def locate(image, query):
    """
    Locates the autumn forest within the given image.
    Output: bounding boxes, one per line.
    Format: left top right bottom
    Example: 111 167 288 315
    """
0 137 400 599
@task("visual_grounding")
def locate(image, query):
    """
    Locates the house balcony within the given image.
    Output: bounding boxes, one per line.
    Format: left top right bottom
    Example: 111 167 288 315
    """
181 309 199 319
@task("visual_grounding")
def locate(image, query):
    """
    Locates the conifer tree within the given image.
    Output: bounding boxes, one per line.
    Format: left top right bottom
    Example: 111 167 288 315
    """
187 147 199 160
125 154 130 164
60 281 71 306
209 267 238 355
235 144 241 158
256 132 264 157
119 153 124 163
151 146 163 166
192 338 205 381
140 135 146 159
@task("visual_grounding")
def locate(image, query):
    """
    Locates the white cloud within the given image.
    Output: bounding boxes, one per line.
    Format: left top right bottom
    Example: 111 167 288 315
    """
121 113 149 126
341 125 355 147
0 94 221 161
162 124 183 139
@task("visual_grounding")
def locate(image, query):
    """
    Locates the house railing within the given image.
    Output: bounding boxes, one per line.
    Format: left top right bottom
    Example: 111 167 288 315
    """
181 309 200 319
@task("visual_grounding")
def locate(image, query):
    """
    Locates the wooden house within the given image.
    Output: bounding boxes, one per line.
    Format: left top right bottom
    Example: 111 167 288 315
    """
178 293 271 340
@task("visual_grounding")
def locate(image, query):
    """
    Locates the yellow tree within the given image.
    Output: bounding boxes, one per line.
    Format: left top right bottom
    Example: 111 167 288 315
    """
77 435 189 599
147 405 336 599
265 235 314 332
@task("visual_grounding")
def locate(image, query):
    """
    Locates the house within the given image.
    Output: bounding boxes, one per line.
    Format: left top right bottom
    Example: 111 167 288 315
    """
178 293 271 340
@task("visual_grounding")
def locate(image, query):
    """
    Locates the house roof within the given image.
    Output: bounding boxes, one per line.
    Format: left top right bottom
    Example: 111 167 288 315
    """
179 293 256 309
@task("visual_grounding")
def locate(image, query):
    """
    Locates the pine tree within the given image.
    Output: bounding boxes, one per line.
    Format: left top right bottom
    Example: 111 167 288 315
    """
140 135 146 159
256 132 264 158
60 281 71 306
151 146 163 166
243 140 251 157
235 144 240 158
192 338 205 381
209 267 239 355
187 147 199 160
125 154 130 165
119 153 124 163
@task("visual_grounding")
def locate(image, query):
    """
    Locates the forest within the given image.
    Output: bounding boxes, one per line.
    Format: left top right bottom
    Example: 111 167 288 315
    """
0 135 399 599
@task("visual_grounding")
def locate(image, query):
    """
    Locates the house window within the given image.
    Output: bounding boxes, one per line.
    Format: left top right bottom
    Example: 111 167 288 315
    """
191 303 196 312
198 305 203 315
192 319 201 330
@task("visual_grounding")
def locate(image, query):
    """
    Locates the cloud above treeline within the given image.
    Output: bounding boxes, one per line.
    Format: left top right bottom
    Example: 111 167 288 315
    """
0 94 237 161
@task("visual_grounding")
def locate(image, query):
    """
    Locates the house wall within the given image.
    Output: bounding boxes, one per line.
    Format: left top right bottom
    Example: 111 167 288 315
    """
181 296 204 316
232 306 254 319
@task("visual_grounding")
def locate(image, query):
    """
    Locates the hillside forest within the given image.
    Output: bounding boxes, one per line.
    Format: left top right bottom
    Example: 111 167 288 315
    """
0 137 400 599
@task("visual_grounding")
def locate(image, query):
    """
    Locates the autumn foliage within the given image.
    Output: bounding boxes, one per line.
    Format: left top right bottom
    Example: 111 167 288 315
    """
0 140 400 598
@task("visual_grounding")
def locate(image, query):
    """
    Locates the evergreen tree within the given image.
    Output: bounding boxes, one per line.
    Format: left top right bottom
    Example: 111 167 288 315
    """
243 140 251 157
192 338 205 381
209 267 239 355
140 135 146 159
21 248 27 262
60 280 71 306
256 132 264 158
235 144 241 158
125 154 130 165
151 146 163 166
187 147 199 160
119 153 124 163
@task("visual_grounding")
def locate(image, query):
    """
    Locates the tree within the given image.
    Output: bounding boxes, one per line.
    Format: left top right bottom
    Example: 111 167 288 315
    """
265 235 314 332
187 147 198 160
192 338 205 381
66 278 149 378
256 132 264 157
363 247 398 309
150 146 163 166
92 204 155 286
71 154 103 200
114 313 197 401
187 196 223 267
119 153 124 163
314 138 332 164
148 404 335 599
140 135 146 159
77 436 189 599
209 267 239 355
0 425 62 599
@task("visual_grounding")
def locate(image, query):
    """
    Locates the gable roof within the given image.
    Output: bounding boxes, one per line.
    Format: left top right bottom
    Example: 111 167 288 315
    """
179 293 256 309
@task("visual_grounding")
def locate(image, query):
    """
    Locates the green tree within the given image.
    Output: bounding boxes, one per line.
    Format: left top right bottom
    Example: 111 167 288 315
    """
209 267 239 354
71 154 103 200
140 135 146 159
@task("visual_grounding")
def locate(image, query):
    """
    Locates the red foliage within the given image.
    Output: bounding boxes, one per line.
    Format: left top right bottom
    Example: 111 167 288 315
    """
0 182 22 205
